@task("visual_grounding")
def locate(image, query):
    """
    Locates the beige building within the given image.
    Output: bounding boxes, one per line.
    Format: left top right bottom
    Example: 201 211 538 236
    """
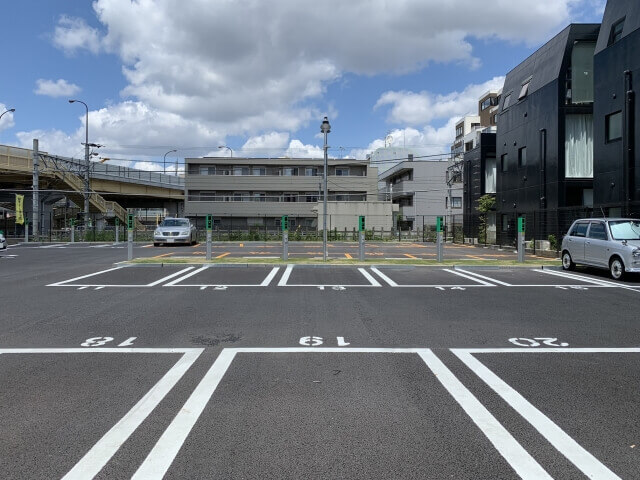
185 157 380 229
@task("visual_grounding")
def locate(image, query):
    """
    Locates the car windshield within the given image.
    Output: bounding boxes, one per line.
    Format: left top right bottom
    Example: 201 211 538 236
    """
608 220 640 240
160 219 190 227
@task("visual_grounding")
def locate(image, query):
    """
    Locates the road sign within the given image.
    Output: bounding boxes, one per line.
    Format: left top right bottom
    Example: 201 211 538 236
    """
206 214 213 231
115 218 119 226
359 215 365 232
127 214 134 231
436 216 443 233
518 217 525 233
281 215 288 232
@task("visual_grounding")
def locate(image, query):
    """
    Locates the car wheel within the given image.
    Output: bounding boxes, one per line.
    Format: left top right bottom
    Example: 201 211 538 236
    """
561 251 575 271
154 243 159 247
609 256 625 280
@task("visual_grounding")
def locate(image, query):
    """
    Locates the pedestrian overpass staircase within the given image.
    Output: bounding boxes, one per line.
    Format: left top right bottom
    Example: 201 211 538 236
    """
0 145 144 229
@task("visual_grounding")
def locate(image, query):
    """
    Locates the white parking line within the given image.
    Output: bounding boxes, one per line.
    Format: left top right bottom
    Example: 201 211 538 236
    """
278 264 294 286
0 348 203 480
133 348 550 480
358 267 381 286
443 268 496 286
370 267 398 286
260 267 280 286
537 269 640 292
146 267 194 286
163 265 209 286
47 266 124 286
453 268 513 286
453 348 627 480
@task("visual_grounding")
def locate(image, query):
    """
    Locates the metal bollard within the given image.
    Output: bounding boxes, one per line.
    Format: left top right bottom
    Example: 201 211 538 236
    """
115 225 119 244
282 231 288 261
71 226 75 243
517 231 525 263
127 230 133 261
359 231 365 261
206 230 212 260
436 231 443 262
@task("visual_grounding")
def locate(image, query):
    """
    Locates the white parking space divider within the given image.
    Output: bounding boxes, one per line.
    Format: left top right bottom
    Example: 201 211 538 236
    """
0 348 204 480
452 348 635 480
277 264 381 288
132 348 552 480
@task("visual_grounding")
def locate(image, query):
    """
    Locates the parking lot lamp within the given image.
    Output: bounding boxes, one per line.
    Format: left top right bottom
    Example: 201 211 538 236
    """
321 116 331 261
163 149 177 174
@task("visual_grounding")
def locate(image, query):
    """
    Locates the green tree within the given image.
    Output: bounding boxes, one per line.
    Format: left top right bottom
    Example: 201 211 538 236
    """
477 194 496 243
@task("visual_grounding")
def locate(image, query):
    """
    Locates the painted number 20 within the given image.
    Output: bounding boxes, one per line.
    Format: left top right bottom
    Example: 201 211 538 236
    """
508 337 569 347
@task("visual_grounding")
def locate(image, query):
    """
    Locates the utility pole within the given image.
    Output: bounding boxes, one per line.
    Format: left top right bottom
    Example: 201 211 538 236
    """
32 139 39 240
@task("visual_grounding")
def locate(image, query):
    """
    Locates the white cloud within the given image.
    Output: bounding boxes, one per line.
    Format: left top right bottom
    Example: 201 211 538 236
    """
285 140 323 159
35 79 81 98
240 132 290 157
375 76 505 126
46 0 586 149
53 15 103 55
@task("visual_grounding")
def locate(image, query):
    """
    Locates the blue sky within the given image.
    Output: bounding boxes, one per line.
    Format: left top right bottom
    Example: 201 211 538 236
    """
0 0 605 170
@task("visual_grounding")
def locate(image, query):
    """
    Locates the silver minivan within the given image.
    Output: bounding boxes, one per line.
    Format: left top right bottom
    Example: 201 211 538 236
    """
561 218 640 279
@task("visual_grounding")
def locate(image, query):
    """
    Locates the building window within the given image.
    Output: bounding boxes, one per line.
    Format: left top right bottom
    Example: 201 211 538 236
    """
305 167 318 176
518 147 527 167
199 166 215 175
464 141 474 152
491 113 498 124
335 167 350 176
484 157 496 194
502 214 509 232
234 166 250 176
565 114 593 178
609 18 625 46
252 167 266 176
455 125 463 137
481 96 498 111
518 81 530 100
605 111 622 142
283 192 297 202
501 153 508 172
451 197 462 208
570 42 595 104
305 192 318 202
502 93 512 110
252 192 266 202
281 167 298 176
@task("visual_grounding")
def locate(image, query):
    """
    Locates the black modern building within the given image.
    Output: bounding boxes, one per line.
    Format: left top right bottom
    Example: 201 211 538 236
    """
463 132 496 242
495 24 600 245
593 0 640 216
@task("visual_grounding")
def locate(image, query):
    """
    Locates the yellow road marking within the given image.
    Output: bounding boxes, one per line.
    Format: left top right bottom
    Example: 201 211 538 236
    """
404 253 418 259
465 254 486 260
192 243 201 248
344 253 352 259
239 243 244 247
152 252 173 259
216 252 231 259
142 244 153 248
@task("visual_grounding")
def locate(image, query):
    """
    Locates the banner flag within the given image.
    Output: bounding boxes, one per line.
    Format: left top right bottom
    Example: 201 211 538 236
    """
15 194 24 225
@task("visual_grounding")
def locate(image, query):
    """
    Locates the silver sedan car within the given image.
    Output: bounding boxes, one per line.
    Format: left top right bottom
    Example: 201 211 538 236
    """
561 218 640 279
0 232 6 250
153 218 197 246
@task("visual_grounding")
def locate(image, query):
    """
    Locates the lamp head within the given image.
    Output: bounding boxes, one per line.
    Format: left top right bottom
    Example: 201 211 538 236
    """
68 99 75 104
320 116 331 134
8 108 15 113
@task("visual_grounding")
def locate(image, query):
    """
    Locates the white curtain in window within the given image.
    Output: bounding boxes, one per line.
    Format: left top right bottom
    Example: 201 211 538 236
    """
565 114 593 178
484 157 496 193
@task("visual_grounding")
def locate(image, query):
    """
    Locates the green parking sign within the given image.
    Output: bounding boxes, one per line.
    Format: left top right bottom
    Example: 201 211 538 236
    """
127 214 134 231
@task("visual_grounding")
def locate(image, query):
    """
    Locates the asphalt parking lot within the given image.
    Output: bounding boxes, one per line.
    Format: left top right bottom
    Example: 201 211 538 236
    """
1 244 639 479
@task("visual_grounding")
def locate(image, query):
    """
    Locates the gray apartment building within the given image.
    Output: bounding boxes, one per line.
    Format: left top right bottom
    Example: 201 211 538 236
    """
184 157 381 229
378 158 451 230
